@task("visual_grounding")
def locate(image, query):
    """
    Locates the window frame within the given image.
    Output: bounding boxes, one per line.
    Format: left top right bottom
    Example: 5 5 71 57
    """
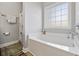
43 2 71 31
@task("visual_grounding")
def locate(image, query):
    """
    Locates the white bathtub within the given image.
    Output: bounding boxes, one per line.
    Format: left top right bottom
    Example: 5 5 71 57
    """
28 33 79 56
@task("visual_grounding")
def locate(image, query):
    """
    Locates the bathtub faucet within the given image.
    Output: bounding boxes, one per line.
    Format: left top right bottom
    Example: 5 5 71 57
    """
42 30 46 35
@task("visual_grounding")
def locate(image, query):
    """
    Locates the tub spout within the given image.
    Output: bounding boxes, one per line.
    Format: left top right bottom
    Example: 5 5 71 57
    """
42 31 46 35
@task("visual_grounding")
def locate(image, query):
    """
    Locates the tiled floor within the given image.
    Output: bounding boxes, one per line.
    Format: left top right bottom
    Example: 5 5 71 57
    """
0 42 33 56
17 51 33 56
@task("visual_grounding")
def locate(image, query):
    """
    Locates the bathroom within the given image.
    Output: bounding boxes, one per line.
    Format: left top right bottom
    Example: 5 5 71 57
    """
0 2 79 56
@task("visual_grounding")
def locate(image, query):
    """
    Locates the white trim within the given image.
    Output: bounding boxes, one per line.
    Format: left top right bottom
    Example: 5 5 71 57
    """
0 40 19 48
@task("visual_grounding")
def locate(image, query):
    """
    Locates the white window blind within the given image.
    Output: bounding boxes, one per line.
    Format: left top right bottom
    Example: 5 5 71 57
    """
44 3 70 29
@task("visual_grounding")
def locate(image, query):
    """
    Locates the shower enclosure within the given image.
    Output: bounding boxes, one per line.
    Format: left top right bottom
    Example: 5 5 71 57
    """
0 2 22 56
0 13 23 55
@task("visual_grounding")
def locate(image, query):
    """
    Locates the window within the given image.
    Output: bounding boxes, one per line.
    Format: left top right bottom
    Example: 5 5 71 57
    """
44 3 70 29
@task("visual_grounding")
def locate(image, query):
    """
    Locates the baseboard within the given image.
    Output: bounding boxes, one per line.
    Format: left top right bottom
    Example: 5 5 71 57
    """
0 40 19 48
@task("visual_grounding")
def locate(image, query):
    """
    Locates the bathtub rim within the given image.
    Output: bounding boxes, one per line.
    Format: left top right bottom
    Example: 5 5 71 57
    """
29 36 79 56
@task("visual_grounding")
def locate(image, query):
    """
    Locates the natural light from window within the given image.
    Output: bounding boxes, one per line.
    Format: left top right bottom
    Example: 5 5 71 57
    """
44 3 70 29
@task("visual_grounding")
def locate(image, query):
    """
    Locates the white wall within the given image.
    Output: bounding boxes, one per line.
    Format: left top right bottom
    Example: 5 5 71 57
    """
76 3 79 29
0 2 22 16
74 3 79 48
76 3 79 25
0 2 22 44
23 2 42 49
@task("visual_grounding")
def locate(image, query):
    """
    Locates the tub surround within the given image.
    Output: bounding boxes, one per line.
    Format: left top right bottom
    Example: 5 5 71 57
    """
27 36 79 56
